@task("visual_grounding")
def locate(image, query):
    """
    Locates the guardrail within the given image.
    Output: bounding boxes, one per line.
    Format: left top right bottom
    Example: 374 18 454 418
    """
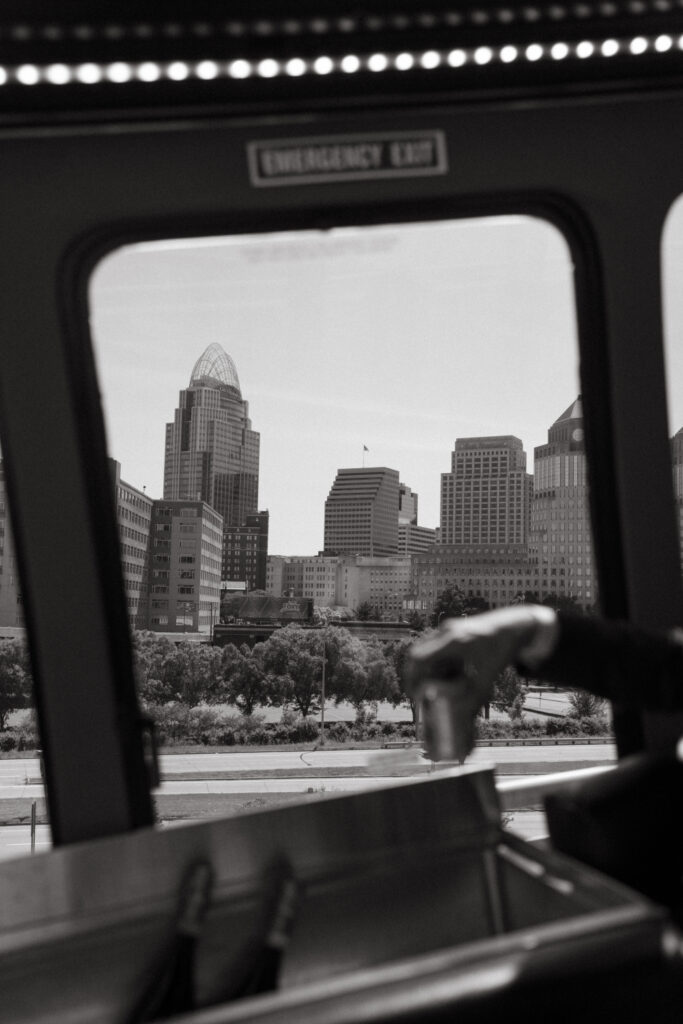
479 736 613 746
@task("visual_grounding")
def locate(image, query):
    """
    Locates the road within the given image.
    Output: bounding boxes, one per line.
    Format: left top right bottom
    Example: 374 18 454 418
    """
0 742 616 859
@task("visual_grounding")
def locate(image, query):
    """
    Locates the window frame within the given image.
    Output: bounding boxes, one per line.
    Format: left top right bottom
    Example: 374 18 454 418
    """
1 91 682 843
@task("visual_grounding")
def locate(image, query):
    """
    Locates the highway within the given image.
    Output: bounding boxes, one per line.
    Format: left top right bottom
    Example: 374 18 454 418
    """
0 742 616 859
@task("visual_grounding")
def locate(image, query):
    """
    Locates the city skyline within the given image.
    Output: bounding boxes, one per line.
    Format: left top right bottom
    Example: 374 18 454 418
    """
89 215 580 555
89 208 683 555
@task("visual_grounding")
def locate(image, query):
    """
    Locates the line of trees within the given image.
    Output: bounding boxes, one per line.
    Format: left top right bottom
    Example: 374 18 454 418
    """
133 625 413 721
0 587 605 745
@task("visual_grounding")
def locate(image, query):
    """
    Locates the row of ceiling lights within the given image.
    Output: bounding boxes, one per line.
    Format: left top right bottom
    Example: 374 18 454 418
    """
0 33 681 86
3 1 683 40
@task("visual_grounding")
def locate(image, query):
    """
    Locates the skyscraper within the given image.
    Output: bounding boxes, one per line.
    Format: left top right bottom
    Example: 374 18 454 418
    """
413 400 596 612
324 467 400 557
439 436 532 546
530 396 595 607
163 343 265 583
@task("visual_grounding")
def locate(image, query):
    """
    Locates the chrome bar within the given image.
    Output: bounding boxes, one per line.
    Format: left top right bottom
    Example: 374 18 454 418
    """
496 765 615 810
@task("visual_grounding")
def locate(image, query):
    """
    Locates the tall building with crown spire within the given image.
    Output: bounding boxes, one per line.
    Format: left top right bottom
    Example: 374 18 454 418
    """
529 396 595 607
163 343 266 587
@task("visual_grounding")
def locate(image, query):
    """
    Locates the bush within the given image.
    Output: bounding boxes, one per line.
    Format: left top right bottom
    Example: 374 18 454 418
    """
248 728 272 745
547 717 582 735
300 717 320 741
146 703 254 745
476 715 613 740
577 714 611 736
237 713 268 734
7 717 39 750
328 722 351 742
0 732 17 752
204 726 237 746
380 721 397 737
475 719 513 739
510 719 545 737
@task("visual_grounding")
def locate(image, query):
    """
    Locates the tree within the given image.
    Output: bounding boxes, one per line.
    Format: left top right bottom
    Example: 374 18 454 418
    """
260 626 327 718
132 633 222 707
387 636 421 725
354 601 383 621
331 634 399 713
220 643 271 716
491 666 527 720
0 639 32 731
567 687 606 719
430 587 489 627
168 643 223 706
132 632 183 705
407 609 427 631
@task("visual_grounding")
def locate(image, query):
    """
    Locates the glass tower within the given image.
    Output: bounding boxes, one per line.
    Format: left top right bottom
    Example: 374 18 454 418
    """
163 343 261 579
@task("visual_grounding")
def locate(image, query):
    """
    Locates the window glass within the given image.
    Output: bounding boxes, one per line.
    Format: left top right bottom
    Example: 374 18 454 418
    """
86 215 598 840
0 466 45 859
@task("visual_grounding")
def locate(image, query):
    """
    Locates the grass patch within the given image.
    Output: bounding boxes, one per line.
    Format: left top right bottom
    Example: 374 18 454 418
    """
155 791 331 821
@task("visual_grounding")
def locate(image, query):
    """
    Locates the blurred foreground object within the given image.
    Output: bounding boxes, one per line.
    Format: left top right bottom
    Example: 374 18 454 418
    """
406 606 558 762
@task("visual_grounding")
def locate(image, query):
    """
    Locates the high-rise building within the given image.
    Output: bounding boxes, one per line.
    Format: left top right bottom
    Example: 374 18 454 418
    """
397 481 436 553
398 522 437 555
147 500 223 633
440 436 532 546
224 511 269 592
163 343 265 582
398 483 419 525
414 402 596 613
110 459 154 629
529 396 595 607
324 467 400 557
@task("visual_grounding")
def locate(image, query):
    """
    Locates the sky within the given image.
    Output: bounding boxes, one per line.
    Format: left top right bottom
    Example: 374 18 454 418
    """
88 208 683 556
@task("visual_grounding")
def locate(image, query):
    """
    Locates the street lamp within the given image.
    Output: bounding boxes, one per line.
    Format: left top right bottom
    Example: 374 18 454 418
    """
320 639 326 747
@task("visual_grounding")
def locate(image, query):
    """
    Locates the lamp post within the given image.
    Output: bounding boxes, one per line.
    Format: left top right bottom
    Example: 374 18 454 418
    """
320 639 326 746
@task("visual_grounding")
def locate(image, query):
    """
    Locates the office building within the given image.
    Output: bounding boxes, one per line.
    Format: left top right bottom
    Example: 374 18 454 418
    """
324 467 400 557
266 554 341 607
223 511 269 592
110 459 154 629
398 522 437 555
414 401 596 613
398 483 419 525
440 436 532 546
338 555 412 619
529 396 595 608
148 500 223 633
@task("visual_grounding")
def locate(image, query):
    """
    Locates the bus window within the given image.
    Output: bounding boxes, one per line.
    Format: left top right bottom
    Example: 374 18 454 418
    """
0 467 46 860
84 214 589 834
